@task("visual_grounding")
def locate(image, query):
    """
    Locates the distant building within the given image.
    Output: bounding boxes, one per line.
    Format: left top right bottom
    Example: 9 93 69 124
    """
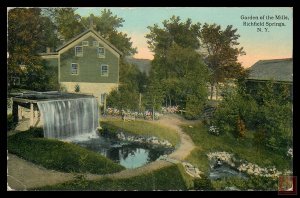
247 58 292 83
39 28 123 105
246 58 293 100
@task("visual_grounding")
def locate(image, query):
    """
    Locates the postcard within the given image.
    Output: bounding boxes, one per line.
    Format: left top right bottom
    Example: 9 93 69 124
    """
7 7 294 192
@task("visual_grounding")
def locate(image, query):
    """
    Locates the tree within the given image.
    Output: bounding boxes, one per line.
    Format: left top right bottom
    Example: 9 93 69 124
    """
213 79 292 154
8 8 59 92
81 9 137 56
200 23 247 100
146 16 202 79
144 72 165 120
47 8 85 42
107 59 148 112
43 8 137 56
147 16 201 56
146 16 209 118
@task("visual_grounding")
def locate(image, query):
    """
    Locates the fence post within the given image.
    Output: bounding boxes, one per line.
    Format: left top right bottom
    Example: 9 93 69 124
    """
30 103 34 127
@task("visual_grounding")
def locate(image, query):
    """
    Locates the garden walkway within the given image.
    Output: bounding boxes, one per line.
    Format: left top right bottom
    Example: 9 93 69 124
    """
7 114 196 190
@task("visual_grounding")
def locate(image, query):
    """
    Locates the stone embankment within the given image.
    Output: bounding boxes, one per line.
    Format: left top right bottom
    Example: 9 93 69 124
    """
207 151 292 179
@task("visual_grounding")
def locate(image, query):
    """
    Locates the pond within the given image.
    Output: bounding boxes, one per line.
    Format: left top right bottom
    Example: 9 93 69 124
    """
209 163 248 180
73 134 173 169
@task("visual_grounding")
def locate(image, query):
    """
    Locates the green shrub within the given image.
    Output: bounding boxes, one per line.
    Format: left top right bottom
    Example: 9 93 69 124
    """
193 175 214 190
7 114 17 131
213 80 292 150
74 84 80 92
98 122 120 138
212 176 278 190
29 127 44 137
236 116 246 138
184 95 205 120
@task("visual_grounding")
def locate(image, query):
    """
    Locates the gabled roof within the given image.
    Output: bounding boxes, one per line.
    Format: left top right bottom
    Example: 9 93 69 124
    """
56 28 123 56
247 58 293 82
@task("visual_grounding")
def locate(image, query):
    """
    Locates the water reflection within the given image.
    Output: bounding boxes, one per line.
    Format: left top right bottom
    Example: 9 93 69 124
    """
73 135 173 169
209 163 248 180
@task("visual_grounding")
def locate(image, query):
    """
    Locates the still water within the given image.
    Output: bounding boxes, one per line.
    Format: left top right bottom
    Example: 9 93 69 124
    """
209 163 248 180
74 135 173 169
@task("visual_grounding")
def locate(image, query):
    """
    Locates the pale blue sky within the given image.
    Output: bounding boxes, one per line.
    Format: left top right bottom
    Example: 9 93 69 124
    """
77 7 293 67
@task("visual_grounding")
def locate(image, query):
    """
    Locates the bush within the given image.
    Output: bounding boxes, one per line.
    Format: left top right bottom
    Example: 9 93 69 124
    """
29 127 44 137
106 87 140 112
74 84 80 92
193 175 214 190
7 114 17 131
208 125 220 136
98 123 119 138
236 116 246 138
212 175 278 190
213 80 292 151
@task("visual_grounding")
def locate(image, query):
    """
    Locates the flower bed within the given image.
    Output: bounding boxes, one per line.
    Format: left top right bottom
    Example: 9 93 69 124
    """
105 108 161 120
116 132 173 148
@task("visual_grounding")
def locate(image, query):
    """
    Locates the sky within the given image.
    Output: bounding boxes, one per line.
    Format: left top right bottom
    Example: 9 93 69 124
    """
77 7 293 68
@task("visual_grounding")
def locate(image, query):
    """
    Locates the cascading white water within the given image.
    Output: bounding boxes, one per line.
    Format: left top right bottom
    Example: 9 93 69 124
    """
37 97 98 139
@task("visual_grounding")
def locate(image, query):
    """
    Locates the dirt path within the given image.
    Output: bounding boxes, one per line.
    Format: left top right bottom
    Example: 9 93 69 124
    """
7 114 196 190
7 154 74 190
153 114 197 161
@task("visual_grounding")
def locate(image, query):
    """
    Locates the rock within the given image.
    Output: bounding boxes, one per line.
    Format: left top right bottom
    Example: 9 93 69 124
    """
225 186 240 191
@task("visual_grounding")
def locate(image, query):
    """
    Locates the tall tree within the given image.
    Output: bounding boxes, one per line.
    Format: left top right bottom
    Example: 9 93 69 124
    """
81 9 137 56
144 72 165 120
8 8 59 92
146 16 209 118
49 8 85 41
200 23 247 99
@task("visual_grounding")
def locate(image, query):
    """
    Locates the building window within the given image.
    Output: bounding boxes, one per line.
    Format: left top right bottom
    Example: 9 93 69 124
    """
93 41 99 47
71 63 79 75
75 46 83 57
101 64 109 76
82 41 89 46
97 47 105 58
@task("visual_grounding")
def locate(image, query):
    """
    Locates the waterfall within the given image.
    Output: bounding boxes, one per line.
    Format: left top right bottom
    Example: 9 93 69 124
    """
37 97 98 139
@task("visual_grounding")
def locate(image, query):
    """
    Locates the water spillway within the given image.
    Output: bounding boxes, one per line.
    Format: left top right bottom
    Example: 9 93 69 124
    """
37 97 98 139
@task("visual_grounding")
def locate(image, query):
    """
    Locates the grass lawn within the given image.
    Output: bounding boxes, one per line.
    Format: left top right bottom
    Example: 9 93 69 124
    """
34 164 188 191
100 119 180 146
7 128 125 174
211 175 278 190
183 123 292 174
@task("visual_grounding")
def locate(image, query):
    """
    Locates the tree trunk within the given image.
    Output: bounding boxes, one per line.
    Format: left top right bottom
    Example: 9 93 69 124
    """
216 82 219 100
139 93 142 113
210 83 214 100
152 106 155 121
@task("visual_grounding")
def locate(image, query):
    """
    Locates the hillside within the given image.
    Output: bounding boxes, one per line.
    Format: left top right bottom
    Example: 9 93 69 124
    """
125 56 152 76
